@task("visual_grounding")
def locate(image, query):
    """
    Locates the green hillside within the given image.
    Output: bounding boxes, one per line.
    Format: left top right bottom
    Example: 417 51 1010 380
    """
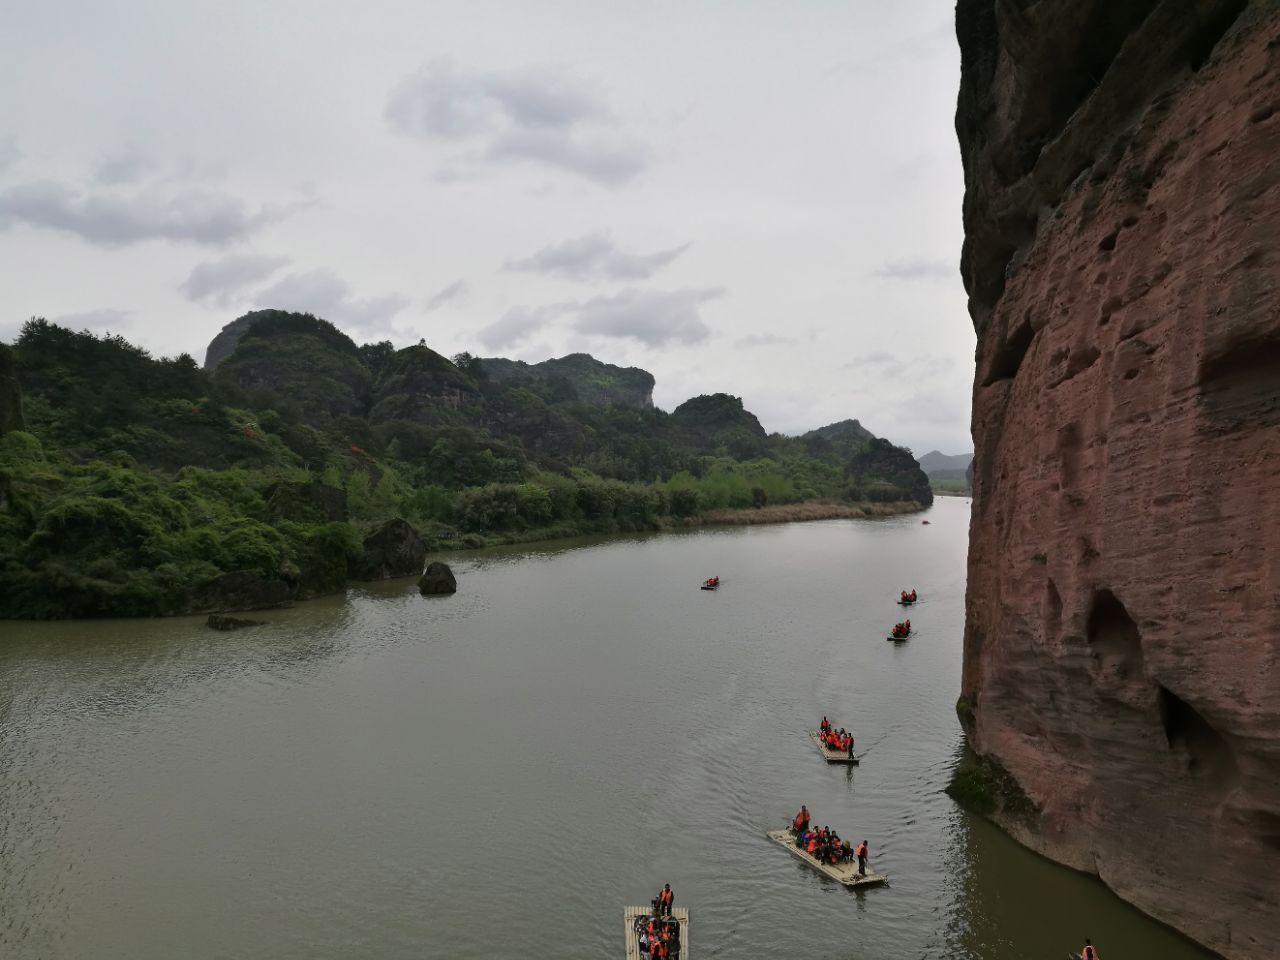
0 312 931 618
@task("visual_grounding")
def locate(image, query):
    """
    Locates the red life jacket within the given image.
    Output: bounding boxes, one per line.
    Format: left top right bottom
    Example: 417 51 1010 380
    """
856 842 867 857
660 887 673 904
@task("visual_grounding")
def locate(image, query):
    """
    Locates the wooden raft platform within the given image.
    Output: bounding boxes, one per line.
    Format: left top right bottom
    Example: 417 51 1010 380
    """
765 830 888 888
886 631 911 642
808 730 859 765
624 906 689 960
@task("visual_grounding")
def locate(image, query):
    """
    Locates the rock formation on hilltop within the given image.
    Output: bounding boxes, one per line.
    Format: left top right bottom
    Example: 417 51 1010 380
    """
211 312 371 423
204 311 266 369
671 393 768 459
480 353 655 409
955 2 1279 957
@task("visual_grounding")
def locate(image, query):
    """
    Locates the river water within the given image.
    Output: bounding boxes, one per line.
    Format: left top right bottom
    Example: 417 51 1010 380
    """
0 497 1215 959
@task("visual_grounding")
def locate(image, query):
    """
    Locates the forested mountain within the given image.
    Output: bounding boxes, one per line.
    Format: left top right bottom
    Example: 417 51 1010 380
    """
0 311 930 618
916 450 973 492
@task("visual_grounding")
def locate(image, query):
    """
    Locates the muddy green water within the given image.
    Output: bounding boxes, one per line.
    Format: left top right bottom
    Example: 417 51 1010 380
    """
0 498 1215 959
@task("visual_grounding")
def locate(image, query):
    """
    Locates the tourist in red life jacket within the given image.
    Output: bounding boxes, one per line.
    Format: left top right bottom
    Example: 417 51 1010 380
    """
796 804 809 832
659 884 674 916
901 590 908 600
855 840 869 876
910 589 917 601
1079 939 1100 960
820 716 830 733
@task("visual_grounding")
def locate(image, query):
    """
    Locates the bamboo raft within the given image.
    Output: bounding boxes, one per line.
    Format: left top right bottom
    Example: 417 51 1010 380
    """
765 830 888 888
808 730 859 765
896 599 916 606
624 906 689 960
886 631 911 642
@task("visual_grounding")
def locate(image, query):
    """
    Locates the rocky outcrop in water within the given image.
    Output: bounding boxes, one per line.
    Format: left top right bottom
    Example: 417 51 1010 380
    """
955 2 1280 957
418 560 457 595
206 614 265 630
352 518 426 581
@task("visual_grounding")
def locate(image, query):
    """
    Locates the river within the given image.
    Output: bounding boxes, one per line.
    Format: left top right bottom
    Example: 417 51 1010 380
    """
0 497 1215 959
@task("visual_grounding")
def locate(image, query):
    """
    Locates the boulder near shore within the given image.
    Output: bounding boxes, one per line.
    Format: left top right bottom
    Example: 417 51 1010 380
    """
418 561 457 595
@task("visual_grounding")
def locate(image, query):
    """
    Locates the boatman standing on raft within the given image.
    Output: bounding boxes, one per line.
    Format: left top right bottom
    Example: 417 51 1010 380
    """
658 884 674 916
855 840 869 876
1079 939 1100 959
792 805 810 834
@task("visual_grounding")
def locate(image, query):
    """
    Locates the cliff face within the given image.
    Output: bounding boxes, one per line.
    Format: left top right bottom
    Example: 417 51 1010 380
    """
956 2 1280 957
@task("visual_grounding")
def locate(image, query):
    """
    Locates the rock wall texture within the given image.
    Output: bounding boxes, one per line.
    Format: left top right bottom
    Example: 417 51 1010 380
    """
955 2 1280 957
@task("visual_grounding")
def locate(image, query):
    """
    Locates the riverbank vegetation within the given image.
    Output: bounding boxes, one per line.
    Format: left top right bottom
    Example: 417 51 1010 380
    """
0 314 932 618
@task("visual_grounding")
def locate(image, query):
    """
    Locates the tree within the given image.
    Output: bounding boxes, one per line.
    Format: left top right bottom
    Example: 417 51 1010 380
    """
451 352 485 380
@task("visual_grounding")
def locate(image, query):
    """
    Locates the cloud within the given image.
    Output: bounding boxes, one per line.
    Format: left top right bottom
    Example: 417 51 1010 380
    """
254 268 408 335
844 350 907 378
476 304 558 351
0 179 295 246
505 232 689 281
0 135 19 173
570 287 723 346
94 151 151 185
181 253 291 306
873 258 953 280
386 61 648 186
52 308 132 330
424 279 468 312
735 333 795 348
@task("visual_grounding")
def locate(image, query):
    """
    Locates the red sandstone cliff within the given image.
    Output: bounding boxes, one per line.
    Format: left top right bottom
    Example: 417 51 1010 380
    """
955 1 1280 957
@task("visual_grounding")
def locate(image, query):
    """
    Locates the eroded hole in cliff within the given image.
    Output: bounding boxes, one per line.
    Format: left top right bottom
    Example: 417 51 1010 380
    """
1157 685 1240 786
1184 0 1247 72
1099 230 1118 252
983 316 1036 386
1086 590 1144 681
1198 333 1280 429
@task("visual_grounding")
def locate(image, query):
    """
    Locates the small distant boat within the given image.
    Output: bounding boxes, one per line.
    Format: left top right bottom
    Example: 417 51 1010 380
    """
700 576 720 591
625 905 689 960
897 599 916 606
886 630 911 642
809 730 859 765
765 829 887 888
922 520 930 525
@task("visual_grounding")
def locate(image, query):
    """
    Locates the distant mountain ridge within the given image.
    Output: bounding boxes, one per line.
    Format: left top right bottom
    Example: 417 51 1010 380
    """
917 450 973 474
917 450 973 492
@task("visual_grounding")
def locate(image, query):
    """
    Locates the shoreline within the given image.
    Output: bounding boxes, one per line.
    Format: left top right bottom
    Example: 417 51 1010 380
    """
429 498 926 551
3 499 928 622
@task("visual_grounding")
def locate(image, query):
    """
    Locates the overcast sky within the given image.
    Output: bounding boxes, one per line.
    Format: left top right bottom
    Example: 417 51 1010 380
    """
1 0 974 454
